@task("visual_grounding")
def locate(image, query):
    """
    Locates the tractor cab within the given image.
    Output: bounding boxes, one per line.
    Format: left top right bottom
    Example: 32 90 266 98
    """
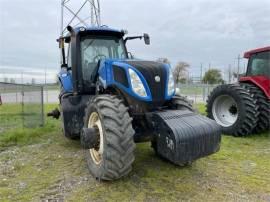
244 47 270 77
58 26 150 95
240 46 270 99
80 34 128 84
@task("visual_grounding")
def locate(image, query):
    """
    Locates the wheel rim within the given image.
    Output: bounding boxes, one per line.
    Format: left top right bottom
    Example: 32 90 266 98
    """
88 112 104 165
212 95 239 127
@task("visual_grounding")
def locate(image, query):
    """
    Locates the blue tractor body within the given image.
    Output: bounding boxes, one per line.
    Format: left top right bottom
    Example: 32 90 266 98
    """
52 25 221 181
59 58 174 102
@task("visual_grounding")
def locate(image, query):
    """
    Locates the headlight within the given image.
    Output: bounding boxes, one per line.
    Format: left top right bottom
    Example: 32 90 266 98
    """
168 68 175 96
128 68 147 97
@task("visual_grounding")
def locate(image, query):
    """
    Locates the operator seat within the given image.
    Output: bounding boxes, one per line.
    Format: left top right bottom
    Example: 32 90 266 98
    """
87 62 98 79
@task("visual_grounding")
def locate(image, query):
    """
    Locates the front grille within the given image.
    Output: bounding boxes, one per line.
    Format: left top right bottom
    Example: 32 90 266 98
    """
125 61 167 102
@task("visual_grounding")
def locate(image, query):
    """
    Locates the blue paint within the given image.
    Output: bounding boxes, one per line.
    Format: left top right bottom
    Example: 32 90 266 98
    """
58 68 73 93
59 56 175 101
98 59 153 101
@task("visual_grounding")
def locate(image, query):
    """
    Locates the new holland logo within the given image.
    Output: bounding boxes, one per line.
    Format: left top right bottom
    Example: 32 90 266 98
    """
155 76 161 83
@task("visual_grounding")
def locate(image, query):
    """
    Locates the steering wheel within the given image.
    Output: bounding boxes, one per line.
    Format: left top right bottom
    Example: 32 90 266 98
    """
93 54 107 63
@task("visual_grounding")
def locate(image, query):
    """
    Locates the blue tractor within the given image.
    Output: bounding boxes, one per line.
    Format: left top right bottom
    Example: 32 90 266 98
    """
50 25 221 181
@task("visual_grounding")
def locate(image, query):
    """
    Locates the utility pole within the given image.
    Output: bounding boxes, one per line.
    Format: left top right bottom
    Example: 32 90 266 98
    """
228 64 232 84
200 63 203 83
44 67 48 103
44 67 47 85
186 71 190 84
21 71 24 84
60 0 64 37
237 54 241 81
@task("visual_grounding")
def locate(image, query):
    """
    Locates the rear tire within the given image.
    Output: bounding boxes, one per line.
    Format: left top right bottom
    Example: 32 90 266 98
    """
241 83 270 133
83 95 136 181
206 84 259 136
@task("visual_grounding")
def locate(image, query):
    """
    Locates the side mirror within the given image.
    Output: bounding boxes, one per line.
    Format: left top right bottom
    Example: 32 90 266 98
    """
144 33 150 45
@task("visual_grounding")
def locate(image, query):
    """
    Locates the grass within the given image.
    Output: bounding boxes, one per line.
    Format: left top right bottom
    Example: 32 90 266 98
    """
0 104 23 131
45 84 59 91
0 103 47 133
0 104 269 201
0 104 58 148
194 104 207 115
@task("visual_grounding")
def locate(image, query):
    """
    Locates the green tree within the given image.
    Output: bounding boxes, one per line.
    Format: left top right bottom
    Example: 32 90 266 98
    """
173 62 190 84
10 78 16 84
203 69 224 84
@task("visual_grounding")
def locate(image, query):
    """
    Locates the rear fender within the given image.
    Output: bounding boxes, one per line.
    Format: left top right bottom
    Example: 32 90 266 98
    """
240 76 270 99
60 95 91 138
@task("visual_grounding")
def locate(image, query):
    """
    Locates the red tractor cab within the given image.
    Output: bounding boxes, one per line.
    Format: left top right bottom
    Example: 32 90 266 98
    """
240 46 270 99
207 46 270 136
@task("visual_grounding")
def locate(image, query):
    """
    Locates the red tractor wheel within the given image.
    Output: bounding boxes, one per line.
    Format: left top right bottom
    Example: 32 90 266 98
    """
241 83 270 133
206 84 259 136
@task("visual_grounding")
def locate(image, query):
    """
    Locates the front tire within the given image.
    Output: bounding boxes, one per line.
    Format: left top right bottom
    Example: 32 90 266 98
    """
83 95 136 181
206 84 259 136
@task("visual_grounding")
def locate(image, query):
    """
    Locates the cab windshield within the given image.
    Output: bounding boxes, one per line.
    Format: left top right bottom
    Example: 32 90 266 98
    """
81 36 128 82
247 51 270 77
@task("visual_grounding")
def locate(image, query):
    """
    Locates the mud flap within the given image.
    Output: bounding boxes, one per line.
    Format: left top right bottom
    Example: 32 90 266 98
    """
152 110 221 165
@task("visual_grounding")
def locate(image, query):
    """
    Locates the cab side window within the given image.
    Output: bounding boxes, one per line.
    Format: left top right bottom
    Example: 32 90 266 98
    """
248 52 270 77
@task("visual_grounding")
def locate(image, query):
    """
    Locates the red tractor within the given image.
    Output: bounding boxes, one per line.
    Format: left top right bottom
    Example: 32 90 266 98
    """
207 47 270 136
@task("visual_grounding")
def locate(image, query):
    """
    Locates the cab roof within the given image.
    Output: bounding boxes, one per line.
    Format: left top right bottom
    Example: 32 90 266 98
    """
244 46 270 58
73 26 125 38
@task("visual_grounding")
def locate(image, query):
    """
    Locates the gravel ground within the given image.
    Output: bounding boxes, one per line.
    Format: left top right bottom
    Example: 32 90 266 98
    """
0 131 269 202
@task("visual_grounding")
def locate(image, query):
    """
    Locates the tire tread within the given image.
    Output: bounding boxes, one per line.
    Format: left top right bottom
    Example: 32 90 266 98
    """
84 95 136 181
206 84 259 136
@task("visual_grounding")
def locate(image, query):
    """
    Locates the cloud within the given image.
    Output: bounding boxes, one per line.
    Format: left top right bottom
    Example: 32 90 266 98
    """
0 0 269 78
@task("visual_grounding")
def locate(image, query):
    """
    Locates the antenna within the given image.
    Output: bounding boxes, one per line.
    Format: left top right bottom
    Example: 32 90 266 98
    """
60 0 101 37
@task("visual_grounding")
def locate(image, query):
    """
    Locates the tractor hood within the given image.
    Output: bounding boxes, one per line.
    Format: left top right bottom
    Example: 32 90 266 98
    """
99 59 173 103
122 60 168 102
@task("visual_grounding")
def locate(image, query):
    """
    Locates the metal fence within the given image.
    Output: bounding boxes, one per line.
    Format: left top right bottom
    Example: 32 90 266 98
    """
177 84 219 104
0 82 44 134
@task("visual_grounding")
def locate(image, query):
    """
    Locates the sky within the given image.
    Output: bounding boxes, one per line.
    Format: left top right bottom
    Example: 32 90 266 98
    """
0 0 270 82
